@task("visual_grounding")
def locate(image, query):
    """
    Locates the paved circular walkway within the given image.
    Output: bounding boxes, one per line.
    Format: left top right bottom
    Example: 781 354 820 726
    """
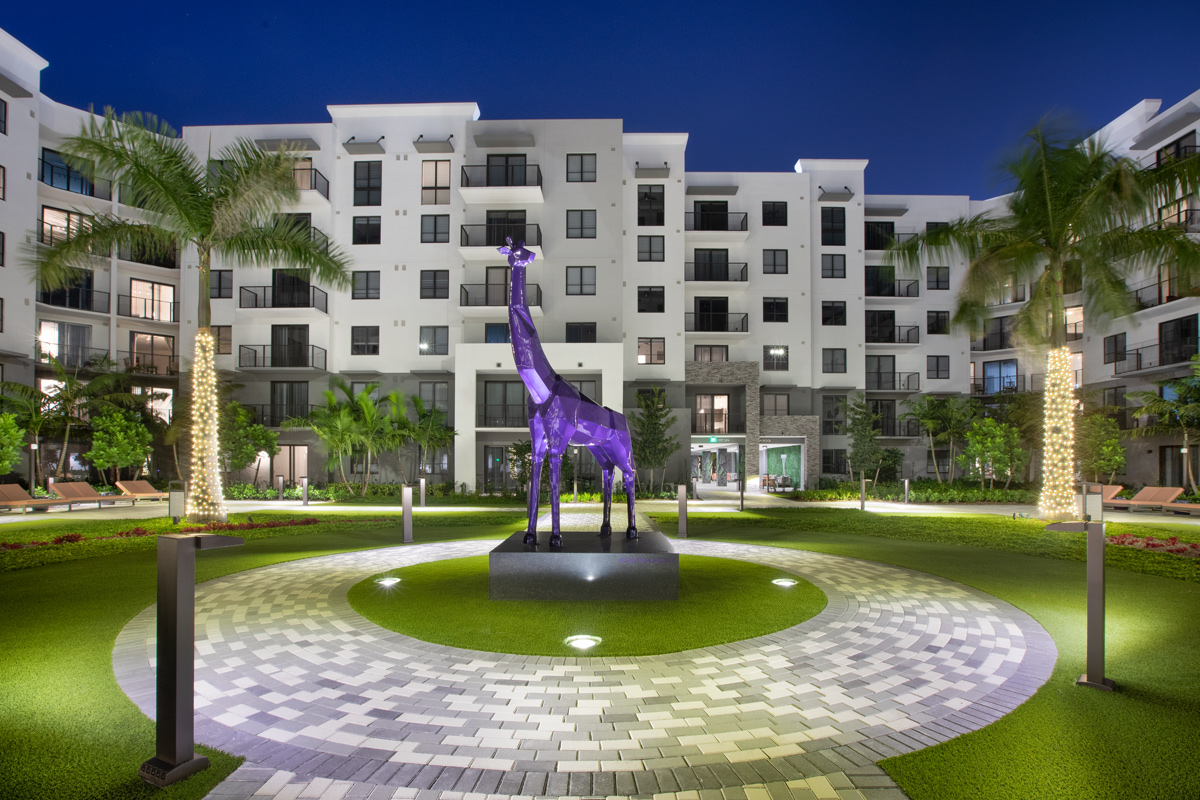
114 539 1056 800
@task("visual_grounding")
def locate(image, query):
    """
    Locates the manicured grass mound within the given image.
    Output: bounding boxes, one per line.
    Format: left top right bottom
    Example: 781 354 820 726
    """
348 554 826 656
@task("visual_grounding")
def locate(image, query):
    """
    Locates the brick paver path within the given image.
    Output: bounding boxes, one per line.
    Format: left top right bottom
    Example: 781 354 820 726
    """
114 527 1055 800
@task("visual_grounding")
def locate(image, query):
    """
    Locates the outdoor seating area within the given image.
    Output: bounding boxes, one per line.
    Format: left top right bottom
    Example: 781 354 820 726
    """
762 474 794 493
0 484 59 513
115 480 168 504
1104 486 1186 512
50 482 123 510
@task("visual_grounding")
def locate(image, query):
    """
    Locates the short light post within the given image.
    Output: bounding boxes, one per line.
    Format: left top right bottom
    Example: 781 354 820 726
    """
419 476 426 508
28 441 38 491
1047 518 1116 691
904 478 910 504
677 483 687 538
275 474 283 502
139 533 243 787
301 476 309 506
572 447 579 503
402 485 413 543
860 474 867 511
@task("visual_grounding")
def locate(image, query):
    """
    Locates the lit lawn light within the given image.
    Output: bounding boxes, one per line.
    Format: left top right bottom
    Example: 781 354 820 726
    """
564 634 601 651
377 577 400 588
772 578 797 587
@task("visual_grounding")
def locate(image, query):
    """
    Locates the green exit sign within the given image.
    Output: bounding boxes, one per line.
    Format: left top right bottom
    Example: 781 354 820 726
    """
709 437 718 443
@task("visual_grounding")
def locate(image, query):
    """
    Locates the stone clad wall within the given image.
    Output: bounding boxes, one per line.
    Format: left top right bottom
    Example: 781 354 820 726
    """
684 361 760 474
760 415 821 489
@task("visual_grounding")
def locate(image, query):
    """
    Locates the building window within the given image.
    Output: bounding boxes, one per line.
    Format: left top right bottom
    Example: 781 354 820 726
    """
419 381 449 413
212 325 231 354
637 337 665 365
0 165 5 201
822 301 846 326
210 270 232 299
420 270 449 299
763 393 789 416
419 326 448 355
928 310 950 334
485 323 510 343
0 99 6 135
864 220 894 250
763 249 788 274
928 266 950 290
352 271 380 299
821 254 845 278
927 355 949 379
762 202 787 226
566 322 597 343
638 185 664 226
421 160 450 204
566 209 596 239
927 221 948 234
1 231 6 267
822 396 845 434
566 266 596 295
638 236 664 262
822 348 846 373
763 297 788 322
353 161 382 206
821 207 846 246
351 326 380 355
566 153 596 182
353 216 381 244
822 449 848 474
419 214 448 243
694 345 728 362
764 345 789 371
638 286 665 313
1104 332 1126 364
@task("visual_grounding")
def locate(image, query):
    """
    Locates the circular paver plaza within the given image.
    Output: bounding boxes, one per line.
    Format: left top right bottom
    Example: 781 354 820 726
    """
114 535 1056 800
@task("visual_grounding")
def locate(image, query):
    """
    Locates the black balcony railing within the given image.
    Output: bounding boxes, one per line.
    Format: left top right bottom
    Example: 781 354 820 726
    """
460 223 542 248
459 283 541 307
691 409 746 434
971 332 1014 351
39 158 112 200
246 404 316 427
460 164 542 188
239 344 328 370
865 279 920 298
865 230 917 250
38 220 97 249
293 167 330 199
38 347 111 370
116 350 179 375
684 212 749 232
972 375 1026 395
1113 339 1200 375
478 404 528 427
1159 208 1200 233
684 262 749 282
866 325 920 344
865 372 920 391
118 242 180 269
37 286 110 313
685 312 749 333
239 286 329 312
117 295 179 322
875 419 920 437
1129 273 1200 310
1156 145 1200 167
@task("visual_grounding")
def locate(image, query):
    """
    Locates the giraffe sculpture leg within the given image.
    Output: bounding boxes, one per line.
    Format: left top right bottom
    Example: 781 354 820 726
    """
599 468 614 536
548 453 564 548
523 431 547 546
622 466 638 539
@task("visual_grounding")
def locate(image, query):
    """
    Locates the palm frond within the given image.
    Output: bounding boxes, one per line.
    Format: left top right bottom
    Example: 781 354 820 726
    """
220 220 352 290
210 139 302 241
31 215 173 290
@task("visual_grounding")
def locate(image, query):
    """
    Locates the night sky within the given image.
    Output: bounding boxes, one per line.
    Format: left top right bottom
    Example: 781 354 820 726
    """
3 1 1195 199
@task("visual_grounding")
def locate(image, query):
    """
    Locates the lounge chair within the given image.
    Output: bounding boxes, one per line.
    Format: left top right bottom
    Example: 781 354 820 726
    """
50 482 122 510
1105 486 1183 512
115 480 168 504
0 484 60 513
1161 497 1200 516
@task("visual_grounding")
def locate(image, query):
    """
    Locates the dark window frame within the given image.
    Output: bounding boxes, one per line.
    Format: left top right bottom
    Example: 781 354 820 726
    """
352 270 380 299
566 322 597 343
821 253 846 278
763 249 788 274
1104 332 1127 364
763 297 789 323
351 326 380 355
927 355 950 380
566 209 597 239
420 270 449 299
353 216 381 245
212 325 232 354
418 325 449 355
822 301 846 326
694 345 728 362
419 214 448 243
822 348 847 373
762 201 788 226
566 153 597 182
637 286 665 313
928 266 950 290
637 337 665 365
353 161 382 206
638 235 665 262
927 310 950 334
821 207 846 246
566 266 596 296
763 345 790 371
763 393 789 416
210 270 233 299
421 160 451 205
638 185 664 226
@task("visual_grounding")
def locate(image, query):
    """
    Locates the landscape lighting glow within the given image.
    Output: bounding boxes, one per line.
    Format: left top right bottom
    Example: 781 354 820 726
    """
185 329 228 522
564 635 601 651
772 578 797 587
1039 346 1076 521
377 577 400 587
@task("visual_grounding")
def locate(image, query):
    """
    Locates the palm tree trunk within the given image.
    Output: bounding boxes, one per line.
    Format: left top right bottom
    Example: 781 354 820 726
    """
171 442 183 481
337 456 349 487
1186 432 1197 494
928 432 942 483
56 421 73 478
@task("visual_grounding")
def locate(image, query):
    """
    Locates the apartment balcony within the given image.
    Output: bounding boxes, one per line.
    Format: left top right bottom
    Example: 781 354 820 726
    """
1113 339 1199 376
684 312 750 334
1129 273 1200 310
478 404 528 428
293 167 330 200
865 372 920 392
971 333 1015 352
38 158 112 201
458 224 543 261
691 409 746 435
117 350 180 376
971 375 1027 395
865 280 920 298
459 164 543 204
864 230 917 251
1064 321 1083 342
37 287 110 314
684 262 749 292
118 242 180 269
246 404 316 427
1159 208 1200 233
865 326 920 344
238 344 328 371
37 347 112 370
239 286 329 313
116 295 179 323
683 211 749 244
1154 145 1200 167
459 283 542 320
875 419 920 437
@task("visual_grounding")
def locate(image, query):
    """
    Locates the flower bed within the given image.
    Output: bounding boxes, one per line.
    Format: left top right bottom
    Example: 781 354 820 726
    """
0 517 327 550
1108 533 1200 558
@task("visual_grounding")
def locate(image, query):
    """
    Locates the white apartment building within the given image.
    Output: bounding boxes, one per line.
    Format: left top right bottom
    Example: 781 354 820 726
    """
1 26 1197 492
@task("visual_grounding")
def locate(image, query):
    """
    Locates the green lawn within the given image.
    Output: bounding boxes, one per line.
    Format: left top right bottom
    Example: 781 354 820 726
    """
349 554 826 656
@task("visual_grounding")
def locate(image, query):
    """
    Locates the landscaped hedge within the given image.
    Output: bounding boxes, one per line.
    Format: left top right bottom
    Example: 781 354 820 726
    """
788 479 1039 505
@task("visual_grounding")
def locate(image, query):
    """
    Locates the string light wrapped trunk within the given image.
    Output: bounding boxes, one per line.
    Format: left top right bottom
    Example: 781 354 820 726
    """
1039 346 1076 520
185 329 227 522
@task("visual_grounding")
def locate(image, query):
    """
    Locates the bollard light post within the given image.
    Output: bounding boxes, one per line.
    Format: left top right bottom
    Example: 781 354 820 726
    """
904 478 910 504
572 447 579 503
420 477 426 508
301 476 309 506
402 486 413 543
1047 519 1116 691
860 474 866 511
28 441 38 492
139 534 243 787
677 483 688 538
275 474 283 502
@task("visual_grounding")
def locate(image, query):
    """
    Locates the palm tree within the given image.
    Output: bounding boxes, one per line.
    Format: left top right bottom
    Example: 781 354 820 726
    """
901 395 952 483
31 356 137 479
1127 359 1200 493
350 388 398 497
407 394 457 484
33 110 350 521
0 384 51 488
286 401 357 489
889 123 1200 518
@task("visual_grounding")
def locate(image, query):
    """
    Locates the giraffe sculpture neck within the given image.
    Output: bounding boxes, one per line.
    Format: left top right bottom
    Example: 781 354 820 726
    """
508 254 555 404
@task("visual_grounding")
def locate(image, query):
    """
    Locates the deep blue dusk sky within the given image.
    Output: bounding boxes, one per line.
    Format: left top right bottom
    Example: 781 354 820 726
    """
3 1 1195 199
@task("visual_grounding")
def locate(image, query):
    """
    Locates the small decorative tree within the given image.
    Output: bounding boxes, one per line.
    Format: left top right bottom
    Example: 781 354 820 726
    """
844 396 883 491
0 413 28 475
1128 361 1200 493
407 394 457 484
85 411 153 484
958 418 1030 490
629 386 681 493
1076 414 1126 483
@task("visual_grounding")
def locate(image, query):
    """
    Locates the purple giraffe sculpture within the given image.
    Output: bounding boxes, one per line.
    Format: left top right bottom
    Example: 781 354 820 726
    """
500 237 637 548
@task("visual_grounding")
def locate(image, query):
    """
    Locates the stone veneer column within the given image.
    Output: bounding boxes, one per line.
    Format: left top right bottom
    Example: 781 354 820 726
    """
684 361 762 477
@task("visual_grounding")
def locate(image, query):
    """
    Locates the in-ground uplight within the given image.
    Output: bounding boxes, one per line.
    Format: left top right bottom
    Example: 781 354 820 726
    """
772 578 797 587
377 577 400 588
564 634 601 651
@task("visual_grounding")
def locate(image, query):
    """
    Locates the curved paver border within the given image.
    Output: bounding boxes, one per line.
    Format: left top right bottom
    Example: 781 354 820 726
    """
114 534 1055 800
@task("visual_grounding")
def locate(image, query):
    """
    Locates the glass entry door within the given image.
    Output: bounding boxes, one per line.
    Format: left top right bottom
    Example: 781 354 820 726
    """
486 266 510 306
694 297 729 332
483 445 511 493
694 249 729 281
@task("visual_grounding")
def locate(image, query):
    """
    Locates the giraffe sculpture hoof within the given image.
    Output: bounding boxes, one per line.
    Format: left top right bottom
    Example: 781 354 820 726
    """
599 523 612 537
549 533 563 548
626 527 638 540
522 531 538 546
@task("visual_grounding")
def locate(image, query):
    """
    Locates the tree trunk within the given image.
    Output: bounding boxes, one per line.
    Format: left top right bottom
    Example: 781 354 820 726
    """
360 453 371 497
949 441 957 482
171 442 183 481
1186 433 1197 494
337 456 350 487
56 421 73 478
929 432 942 484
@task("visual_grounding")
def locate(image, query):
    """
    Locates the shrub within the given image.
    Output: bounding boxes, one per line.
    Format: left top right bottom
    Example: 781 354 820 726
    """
50 533 85 545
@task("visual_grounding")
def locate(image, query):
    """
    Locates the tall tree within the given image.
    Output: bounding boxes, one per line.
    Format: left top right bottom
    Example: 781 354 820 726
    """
35 357 135 479
33 111 351 521
85 411 153 484
629 386 681 493
901 395 954 483
1128 361 1200 493
0 413 27 476
406 394 457 484
1075 413 1126 483
0 383 51 488
889 123 1200 518
844 395 884 490
958 418 1029 489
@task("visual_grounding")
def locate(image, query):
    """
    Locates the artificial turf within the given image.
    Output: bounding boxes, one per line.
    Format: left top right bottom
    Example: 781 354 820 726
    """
348 554 826 656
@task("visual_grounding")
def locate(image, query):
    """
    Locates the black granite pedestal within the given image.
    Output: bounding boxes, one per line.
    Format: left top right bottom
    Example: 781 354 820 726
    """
489 529 679 601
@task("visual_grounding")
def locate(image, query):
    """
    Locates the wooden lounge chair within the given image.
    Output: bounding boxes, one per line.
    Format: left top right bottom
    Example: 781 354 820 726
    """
50 482 122 510
1161 499 1200 516
115 480 168 505
0 484 60 513
1105 486 1183 512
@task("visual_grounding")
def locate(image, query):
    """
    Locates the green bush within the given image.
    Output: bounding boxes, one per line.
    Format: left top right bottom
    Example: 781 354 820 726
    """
788 479 1039 505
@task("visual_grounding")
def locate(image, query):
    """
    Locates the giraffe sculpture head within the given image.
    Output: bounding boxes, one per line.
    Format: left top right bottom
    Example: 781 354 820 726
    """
499 236 536 268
